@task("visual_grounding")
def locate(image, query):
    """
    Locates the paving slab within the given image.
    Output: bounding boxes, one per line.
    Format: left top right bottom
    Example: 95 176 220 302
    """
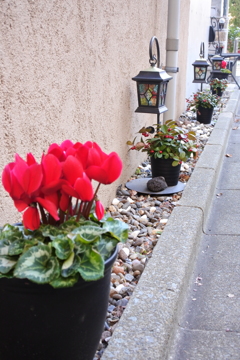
178 234 240 331
217 162 240 189
228 130 240 143
205 190 240 234
168 329 240 360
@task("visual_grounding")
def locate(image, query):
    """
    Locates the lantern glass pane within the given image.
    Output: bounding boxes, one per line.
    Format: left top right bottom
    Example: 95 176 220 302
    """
194 66 206 80
159 82 167 106
138 83 158 107
213 61 221 70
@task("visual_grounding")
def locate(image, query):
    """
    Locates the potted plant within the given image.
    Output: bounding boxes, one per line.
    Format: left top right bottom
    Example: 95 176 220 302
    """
0 140 128 360
186 90 220 124
210 78 228 97
127 120 197 186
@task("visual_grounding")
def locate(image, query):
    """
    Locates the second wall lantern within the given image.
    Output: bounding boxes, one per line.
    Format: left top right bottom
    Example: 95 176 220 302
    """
192 42 209 84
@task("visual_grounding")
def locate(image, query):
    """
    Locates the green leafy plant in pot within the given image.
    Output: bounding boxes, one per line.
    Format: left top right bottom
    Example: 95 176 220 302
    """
186 90 220 124
0 140 128 360
127 120 197 186
210 77 228 96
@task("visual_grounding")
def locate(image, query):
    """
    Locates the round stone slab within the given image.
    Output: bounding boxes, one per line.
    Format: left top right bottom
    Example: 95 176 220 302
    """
125 178 185 195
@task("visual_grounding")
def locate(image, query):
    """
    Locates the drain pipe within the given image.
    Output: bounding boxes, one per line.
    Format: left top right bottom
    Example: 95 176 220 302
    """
163 0 180 123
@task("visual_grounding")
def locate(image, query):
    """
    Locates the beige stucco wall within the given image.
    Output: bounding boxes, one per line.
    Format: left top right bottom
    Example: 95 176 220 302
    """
185 0 212 99
0 0 171 225
176 0 191 118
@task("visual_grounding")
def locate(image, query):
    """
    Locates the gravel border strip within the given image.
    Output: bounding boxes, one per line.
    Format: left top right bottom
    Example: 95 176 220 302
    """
101 88 240 360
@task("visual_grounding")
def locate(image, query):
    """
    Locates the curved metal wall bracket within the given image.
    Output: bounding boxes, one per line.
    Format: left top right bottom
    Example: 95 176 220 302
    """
149 36 160 68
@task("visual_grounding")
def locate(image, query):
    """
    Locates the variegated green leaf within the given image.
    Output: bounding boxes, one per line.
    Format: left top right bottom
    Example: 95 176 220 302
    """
78 249 104 281
50 274 79 288
61 253 81 278
102 218 128 243
95 235 118 260
14 244 60 284
0 255 17 273
70 225 106 244
0 271 14 278
0 240 10 255
41 225 64 239
9 240 25 256
73 240 88 254
0 224 24 242
52 236 74 260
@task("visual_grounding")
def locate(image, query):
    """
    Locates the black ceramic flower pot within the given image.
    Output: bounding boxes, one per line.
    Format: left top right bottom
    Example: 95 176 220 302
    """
150 157 181 186
212 72 229 80
211 88 223 97
196 105 214 124
0 247 118 360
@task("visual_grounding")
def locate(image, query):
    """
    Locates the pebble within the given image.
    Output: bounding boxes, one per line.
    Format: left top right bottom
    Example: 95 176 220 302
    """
112 198 120 206
134 238 143 246
112 266 125 275
160 219 168 224
132 260 144 272
118 249 128 261
125 273 134 282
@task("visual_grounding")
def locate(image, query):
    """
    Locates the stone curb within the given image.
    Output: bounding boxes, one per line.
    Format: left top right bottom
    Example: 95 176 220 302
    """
101 89 240 360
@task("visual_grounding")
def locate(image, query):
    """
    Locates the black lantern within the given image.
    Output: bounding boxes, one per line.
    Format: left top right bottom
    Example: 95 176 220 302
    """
211 54 224 70
132 37 172 116
192 43 209 83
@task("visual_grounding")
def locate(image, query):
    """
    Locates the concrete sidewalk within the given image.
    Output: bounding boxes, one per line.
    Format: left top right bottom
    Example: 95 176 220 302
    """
168 94 240 359
102 86 240 360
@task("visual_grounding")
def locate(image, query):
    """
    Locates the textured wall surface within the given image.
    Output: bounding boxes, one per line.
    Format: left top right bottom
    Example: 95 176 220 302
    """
185 0 212 99
0 0 169 224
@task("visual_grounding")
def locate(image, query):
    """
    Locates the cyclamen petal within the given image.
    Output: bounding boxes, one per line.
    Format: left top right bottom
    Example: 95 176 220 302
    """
23 207 40 230
59 191 70 212
2 164 13 194
36 197 60 221
95 200 104 220
47 143 66 161
101 152 123 184
26 153 37 166
85 153 122 184
42 154 62 186
22 164 43 195
74 175 94 201
60 140 74 151
62 184 79 199
85 166 107 183
62 156 83 185
2 165 24 199
12 154 28 189
14 200 29 212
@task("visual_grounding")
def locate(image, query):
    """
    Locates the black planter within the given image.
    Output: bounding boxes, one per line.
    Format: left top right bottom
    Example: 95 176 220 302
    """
150 157 181 186
211 72 229 80
0 247 118 360
211 88 223 97
196 105 214 124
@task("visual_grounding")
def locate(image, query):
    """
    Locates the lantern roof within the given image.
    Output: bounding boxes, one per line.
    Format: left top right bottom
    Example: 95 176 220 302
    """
132 66 172 82
212 54 224 61
192 58 209 67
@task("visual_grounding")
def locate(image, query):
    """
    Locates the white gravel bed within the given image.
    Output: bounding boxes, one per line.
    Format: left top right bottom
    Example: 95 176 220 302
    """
94 92 230 360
